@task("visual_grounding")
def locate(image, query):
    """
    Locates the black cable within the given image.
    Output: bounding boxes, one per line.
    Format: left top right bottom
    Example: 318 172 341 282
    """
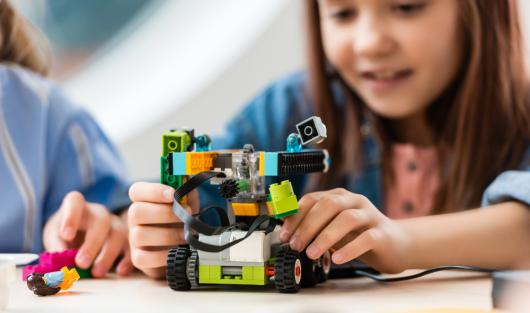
353 265 496 282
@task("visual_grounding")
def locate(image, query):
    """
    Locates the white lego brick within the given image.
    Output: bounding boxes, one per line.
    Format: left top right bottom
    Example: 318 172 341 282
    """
229 230 271 263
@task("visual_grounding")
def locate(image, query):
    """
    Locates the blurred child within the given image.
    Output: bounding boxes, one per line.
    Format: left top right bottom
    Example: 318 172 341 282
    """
0 1 132 277
129 0 530 278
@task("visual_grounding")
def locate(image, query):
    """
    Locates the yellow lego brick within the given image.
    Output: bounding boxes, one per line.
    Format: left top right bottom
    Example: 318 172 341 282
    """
259 152 265 176
185 152 217 175
232 202 260 216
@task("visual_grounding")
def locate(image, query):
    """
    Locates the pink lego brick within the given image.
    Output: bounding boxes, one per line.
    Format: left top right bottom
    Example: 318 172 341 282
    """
22 249 78 281
39 249 77 270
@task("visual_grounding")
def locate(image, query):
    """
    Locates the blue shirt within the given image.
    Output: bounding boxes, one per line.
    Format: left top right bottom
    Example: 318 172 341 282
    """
199 71 530 213
0 65 130 253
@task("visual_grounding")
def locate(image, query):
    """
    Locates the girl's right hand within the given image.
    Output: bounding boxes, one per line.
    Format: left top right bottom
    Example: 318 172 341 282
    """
128 182 199 279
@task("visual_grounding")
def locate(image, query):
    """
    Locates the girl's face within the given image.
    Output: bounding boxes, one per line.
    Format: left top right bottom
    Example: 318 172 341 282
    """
319 0 463 119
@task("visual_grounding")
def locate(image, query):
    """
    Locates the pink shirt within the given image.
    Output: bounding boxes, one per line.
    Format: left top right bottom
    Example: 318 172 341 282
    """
384 144 440 219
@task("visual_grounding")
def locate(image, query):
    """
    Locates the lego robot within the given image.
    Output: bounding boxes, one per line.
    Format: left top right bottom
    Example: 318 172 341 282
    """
162 116 331 293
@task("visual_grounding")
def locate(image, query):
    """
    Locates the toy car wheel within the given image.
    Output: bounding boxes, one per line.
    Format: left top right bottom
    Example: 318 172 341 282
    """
300 251 320 288
167 247 192 291
187 250 199 288
318 250 332 283
274 248 302 293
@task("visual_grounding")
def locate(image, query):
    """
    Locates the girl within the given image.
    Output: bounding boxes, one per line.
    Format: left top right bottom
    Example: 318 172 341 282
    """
129 0 530 279
0 1 132 277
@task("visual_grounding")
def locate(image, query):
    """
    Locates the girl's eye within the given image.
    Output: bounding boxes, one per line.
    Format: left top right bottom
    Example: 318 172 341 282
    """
330 8 356 21
393 3 425 15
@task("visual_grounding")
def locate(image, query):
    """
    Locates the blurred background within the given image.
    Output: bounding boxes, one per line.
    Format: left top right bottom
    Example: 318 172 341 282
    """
14 0 530 181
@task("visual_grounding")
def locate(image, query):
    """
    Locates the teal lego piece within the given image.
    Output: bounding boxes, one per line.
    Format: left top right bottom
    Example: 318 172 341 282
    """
286 133 302 152
263 152 278 176
269 180 299 218
171 152 188 176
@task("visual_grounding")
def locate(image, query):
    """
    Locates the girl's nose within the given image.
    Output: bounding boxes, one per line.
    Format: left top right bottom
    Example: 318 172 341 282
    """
352 15 395 58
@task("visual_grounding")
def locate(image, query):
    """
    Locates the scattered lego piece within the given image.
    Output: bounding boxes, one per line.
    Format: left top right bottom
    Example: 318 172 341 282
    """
27 267 80 296
22 249 92 281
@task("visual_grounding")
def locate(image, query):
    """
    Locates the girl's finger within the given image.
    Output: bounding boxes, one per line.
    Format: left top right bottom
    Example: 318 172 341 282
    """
116 246 133 276
305 209 369 259
289 194 351 252
59 191 85 241
280 191 328 242
42 215 68 252
75 204 112 269
131 248 170 270
128 202 183 225
331 228 383 264
91 222 125 277
129 182 174 204
129 225 185 248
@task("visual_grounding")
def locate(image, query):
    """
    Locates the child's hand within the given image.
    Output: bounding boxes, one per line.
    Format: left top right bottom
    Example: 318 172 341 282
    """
280 188 412 274
43 191 132 278
128 182 199 279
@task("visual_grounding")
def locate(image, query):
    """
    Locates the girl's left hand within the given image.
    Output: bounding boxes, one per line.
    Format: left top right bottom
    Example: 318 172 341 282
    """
280 188 412 274
43 191 133 278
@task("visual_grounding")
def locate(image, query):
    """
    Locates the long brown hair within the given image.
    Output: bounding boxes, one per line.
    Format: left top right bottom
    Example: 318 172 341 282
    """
0 0 50 75
306 0 530 213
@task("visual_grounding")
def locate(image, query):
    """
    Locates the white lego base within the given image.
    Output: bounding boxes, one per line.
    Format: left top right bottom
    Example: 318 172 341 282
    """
198 226 282 265
0 260 15 312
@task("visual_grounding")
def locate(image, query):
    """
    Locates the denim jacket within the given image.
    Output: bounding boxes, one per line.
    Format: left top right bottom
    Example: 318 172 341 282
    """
199 71 530 214
0 65 130 253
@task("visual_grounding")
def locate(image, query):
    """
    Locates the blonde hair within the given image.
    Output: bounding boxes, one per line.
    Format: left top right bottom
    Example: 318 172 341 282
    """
0 0 50 75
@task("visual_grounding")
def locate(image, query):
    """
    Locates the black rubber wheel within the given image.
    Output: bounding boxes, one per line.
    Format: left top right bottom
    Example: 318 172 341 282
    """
274 247 302 293
300 251 320 288
317 250 331 283
167 247 192 291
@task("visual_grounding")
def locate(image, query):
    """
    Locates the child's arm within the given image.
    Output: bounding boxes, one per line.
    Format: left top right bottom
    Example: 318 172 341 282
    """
397 201 530 269
281 188 530 274
43 191 133 277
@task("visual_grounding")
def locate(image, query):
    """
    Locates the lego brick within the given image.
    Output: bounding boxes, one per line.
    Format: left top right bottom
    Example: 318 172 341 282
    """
269 180 299 218
75 267 92 279
185 152 217 175
162 130 192 155
22 249 92 281
170 152 187 176
161 156 183 189
229 231 271 263
260 152 278 176
231 202 259 216
198 265 266 285
277 150 327 175
212 153 232 171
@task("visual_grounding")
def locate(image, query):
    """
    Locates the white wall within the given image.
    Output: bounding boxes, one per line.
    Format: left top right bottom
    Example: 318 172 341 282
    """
63 0 305 180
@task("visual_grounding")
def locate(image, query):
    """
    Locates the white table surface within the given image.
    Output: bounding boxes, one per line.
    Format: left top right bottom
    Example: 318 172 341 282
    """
5 269 494 313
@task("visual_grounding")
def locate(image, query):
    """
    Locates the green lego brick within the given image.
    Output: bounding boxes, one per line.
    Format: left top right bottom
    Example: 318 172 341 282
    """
198 265 267 285
236 179 250 192
269 180 299 218
162 130 192 156
75 266 92 279
160 156 182 189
